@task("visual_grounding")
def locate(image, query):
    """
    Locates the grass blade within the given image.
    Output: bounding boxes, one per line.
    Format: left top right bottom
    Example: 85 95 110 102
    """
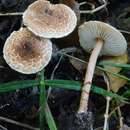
99 61 130 69
0 80 127 102
45 103 57 130
45 80 80 91
122 88 130 98
45 80 127 102
91 86 127 102
39 70 46 130
0 80 39 93
97 66 130 82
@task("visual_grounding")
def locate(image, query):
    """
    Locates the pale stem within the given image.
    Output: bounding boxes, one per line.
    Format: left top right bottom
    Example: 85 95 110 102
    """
103 74 111 130
104 96 111 130
78 39 103 113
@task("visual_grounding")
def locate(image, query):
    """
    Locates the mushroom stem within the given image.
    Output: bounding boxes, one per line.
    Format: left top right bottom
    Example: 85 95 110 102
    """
78 38 104 113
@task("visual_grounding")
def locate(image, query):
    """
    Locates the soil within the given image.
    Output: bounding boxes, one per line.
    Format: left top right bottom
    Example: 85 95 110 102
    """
0 0 130 130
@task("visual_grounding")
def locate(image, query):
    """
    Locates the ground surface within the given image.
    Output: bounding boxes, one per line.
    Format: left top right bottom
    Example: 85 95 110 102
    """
0 0 130 130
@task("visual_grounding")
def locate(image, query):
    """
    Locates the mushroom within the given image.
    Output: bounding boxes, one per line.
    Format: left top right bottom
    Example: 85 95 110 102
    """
78 21 127 113
3 28 52 74
23 0 77 38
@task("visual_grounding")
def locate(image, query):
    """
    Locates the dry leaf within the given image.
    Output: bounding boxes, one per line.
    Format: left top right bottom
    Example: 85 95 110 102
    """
69 49 88 72
108 76 127 92
70 57 86 72
102 53 128 92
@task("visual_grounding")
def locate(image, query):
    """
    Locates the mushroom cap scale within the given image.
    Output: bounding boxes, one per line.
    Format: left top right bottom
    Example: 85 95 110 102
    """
78 21 127 56
23 0 77 38
3 28 52 74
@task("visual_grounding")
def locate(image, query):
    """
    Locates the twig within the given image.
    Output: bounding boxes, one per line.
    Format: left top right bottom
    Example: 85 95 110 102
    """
103 74 111 130
79 1 95 9
117 107 124 128
0 125 8 130
59 52 87 64
0 116 38 130
109 103 124 117
80 2 107 14
47 56 63 99
0 66 4 68
79 1 87 6
99 0 107 4
0 12 23 16
58 47 78 54
0 104 10 109
119 29 130 35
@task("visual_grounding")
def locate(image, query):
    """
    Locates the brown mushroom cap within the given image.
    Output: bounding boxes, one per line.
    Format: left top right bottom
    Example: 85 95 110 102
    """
3 28 52 74
23 0 77 38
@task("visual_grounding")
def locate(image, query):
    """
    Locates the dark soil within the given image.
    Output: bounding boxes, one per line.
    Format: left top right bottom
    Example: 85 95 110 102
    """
0 0 130 130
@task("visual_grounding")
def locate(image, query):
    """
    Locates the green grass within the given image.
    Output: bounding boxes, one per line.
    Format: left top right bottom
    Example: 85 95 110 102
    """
99 61 130 70
39 70 46 130
0 79 127 102
45 103 57 130
0 79 128 130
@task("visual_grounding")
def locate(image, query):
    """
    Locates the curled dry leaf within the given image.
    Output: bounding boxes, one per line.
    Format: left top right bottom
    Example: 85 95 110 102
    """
69 50 88 72
70 55 101 75
70 57 86 72
102 53 128 92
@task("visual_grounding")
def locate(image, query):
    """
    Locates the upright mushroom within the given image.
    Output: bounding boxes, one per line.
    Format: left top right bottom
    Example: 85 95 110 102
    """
78 21 127 113
3 28 52 74
23 0 77 38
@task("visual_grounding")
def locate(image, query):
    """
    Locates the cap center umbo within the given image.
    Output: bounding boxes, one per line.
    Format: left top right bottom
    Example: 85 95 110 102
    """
44 7 63 20
45 8 53 16
15 41 41 60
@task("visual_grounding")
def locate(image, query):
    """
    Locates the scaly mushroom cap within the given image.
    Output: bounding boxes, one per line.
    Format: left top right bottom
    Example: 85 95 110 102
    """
3 28 52 74
78 21 127 56
23 0 77 38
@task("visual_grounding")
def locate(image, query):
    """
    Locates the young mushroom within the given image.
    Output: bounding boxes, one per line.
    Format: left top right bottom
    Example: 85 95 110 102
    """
78 21 127 113
3 28 52 74
23 0 77 38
